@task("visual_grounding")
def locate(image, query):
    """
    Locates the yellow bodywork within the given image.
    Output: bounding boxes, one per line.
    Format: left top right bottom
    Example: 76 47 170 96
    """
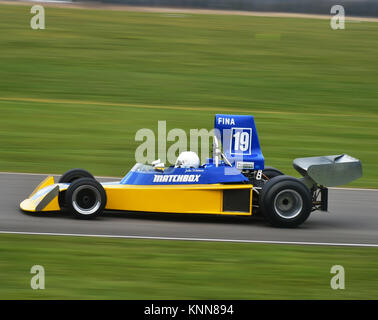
20 176 60 212
104 184 253 215
20 177 253 216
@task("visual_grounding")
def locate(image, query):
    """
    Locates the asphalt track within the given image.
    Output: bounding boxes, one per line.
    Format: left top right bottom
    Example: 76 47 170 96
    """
0 172 377 247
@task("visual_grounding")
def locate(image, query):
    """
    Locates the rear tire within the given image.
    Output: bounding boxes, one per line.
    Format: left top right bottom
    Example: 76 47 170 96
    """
59 168 95 183
263 166 284 179
260 175 312 228
65 178 107 219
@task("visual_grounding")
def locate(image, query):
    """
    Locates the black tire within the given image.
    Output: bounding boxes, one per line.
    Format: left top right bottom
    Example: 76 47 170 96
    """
58 169 95 208
260 175 312 228
65 178 107 219
263 166 284 179
59 168 95 183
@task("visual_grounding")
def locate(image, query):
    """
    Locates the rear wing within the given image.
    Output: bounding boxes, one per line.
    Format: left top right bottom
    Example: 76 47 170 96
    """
214 114 264 170
293 154 362 187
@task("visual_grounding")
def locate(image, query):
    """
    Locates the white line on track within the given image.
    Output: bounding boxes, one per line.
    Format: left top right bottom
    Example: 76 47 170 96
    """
0 230 377 247
0 171 376 191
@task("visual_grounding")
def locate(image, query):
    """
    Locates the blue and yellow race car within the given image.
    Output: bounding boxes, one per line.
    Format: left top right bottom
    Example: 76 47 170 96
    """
20 114 362 227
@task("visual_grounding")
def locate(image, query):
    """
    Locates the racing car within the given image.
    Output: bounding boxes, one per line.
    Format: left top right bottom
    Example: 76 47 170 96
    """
20 114 362 227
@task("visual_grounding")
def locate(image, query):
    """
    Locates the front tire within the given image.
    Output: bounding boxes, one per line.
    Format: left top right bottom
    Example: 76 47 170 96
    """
260 175 312 228
58 169 96 208
65 178 107 219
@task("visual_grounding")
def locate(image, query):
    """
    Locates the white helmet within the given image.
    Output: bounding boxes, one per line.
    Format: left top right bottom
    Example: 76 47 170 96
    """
175 151 200 168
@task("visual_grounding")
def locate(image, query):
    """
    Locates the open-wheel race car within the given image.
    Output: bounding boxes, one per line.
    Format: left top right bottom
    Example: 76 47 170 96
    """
20 114 362 227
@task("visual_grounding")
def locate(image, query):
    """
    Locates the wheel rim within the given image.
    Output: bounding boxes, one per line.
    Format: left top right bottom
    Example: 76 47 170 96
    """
72 185 101 215
273 189 303 219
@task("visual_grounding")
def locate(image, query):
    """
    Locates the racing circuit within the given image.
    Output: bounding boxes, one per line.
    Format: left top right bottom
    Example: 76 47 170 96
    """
1 172 377 247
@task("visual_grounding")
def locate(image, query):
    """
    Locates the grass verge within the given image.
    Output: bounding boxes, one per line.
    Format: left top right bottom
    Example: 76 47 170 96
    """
0 233 377 299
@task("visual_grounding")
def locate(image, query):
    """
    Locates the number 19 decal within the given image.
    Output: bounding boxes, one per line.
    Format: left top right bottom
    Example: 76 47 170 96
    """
230 128 252 155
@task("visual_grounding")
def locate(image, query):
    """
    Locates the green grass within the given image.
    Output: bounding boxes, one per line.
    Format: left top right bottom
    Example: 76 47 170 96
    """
0 5 377 187
0 233 377 299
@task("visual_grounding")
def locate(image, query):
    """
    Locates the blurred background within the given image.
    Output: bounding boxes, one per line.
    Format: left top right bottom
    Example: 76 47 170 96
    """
1 0 377 187
0 0 377 301
1 0 378 188
53 0 378 17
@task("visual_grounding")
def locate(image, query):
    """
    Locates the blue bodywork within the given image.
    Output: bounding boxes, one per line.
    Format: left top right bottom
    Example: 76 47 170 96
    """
121 114 264 186
214 114 264 170
120 161 249 185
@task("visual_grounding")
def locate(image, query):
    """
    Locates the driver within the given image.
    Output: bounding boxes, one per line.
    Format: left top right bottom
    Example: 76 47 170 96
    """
175 151 200 168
